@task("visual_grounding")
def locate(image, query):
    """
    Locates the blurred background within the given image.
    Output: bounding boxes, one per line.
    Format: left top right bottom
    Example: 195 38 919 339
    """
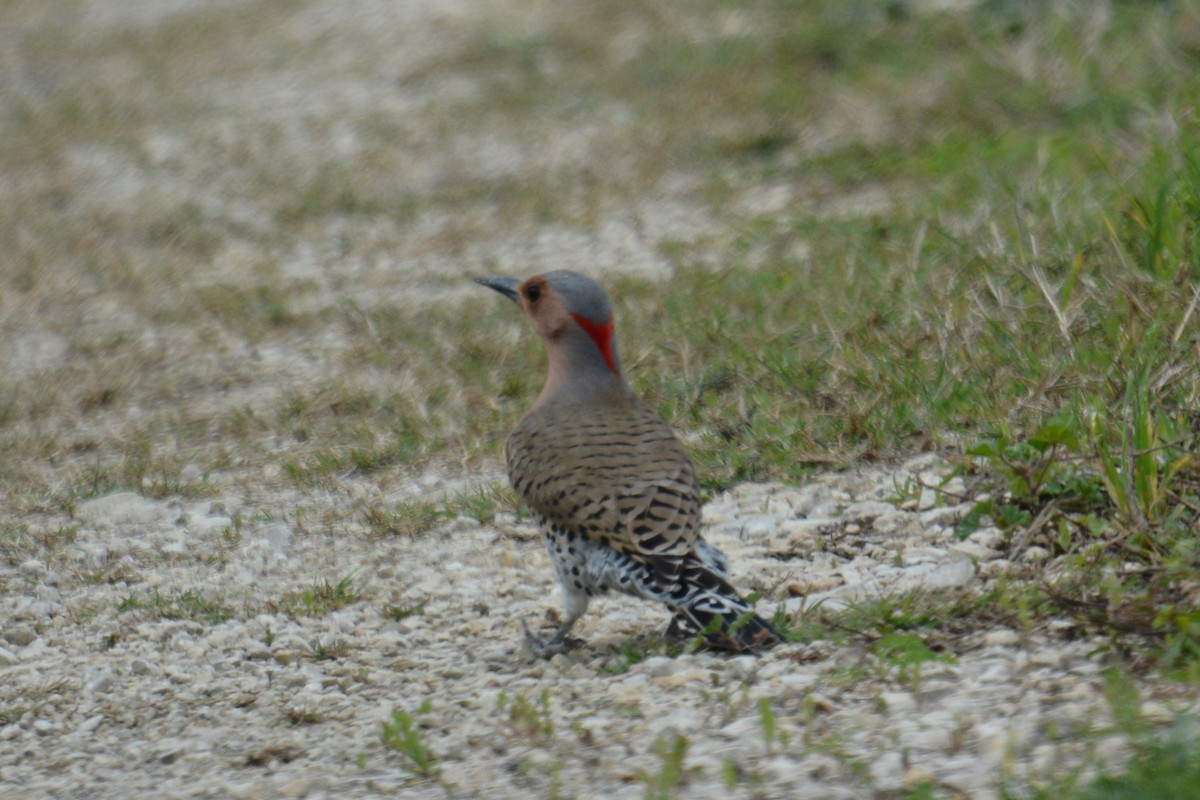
2 0 1197 499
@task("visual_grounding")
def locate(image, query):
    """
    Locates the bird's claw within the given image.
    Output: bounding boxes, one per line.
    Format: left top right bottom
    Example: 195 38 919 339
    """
522 619 583 659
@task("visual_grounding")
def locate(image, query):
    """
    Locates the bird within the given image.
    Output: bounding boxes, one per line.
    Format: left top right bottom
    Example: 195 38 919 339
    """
475 269 781 657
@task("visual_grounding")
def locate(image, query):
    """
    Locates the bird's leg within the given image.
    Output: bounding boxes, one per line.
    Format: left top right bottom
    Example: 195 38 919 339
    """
521 618 584 658
522 579 589 658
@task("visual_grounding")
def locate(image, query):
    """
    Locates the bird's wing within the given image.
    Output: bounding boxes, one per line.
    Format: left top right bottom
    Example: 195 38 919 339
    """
506 398 702 563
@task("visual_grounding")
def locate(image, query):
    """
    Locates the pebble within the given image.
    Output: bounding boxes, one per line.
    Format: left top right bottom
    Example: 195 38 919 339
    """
3 625 37 647
1023 546 1051 563
843 500 895 523
984 629 1021 647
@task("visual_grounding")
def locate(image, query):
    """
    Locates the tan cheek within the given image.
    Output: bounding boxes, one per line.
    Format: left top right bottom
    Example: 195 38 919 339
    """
531 311 563 340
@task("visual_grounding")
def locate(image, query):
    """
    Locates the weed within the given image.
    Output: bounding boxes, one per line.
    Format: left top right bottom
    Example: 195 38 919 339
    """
958 385 1200 670
362 500 445 537
1005 669 1200 799
637 730 694 800
286 706 323 725
361 484 518 536
701 678 755 726
381 700 441 781
871 631 955 695
306 637 352 662
279 575 365 617
757 696 789 752
599 636 682 675
384 602 425 621
499 688 554 742
116 588 235 625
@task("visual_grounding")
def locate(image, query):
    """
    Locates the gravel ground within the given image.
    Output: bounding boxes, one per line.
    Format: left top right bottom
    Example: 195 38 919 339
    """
2 455 1197 799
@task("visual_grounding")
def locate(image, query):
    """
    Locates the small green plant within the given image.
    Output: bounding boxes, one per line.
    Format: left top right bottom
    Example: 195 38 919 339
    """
701 680 753 725
957 388 1200 673
871 631 955 696
384 602 425 621
117 588 235 625
381 700 440 780
637 731 694 800
442 482 518 524
956 417 1107 541
757 696 789 752
307 637 352 662
1006 669 1200 800
501 689 554 742
286 706 322 725
361 484 518 535
362 500 445 536
600 637 677 674
281 575 365 616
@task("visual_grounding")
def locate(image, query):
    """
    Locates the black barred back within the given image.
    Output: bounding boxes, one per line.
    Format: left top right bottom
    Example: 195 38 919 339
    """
506 390 701 572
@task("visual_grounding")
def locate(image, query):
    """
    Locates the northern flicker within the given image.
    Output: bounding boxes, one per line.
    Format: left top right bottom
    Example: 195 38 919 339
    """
476 270 781 656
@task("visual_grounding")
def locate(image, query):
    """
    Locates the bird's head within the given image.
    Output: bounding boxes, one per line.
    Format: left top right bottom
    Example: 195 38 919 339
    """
475 270 622 379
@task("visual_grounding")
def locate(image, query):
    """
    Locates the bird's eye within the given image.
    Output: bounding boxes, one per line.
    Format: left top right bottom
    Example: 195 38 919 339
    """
525 284 542 303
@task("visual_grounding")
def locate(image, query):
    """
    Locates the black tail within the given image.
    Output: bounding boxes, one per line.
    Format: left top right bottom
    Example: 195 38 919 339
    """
669 560 782 652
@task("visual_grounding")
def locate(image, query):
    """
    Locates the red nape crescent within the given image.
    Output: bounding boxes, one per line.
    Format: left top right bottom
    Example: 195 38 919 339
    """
570 312 619 376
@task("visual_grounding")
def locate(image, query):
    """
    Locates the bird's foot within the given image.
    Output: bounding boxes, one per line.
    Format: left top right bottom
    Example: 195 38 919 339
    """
522 619 583 659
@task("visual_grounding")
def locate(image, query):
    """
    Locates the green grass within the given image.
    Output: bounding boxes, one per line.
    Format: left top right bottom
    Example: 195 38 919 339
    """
117 588 237 625
1008 669 1200 800
276 575 366 617
381 699 446 786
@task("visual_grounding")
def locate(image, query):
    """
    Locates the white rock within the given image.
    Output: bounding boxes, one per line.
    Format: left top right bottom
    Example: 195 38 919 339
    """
84 668 116 693
983 629 1021 647
880 691 917 715
258 521 294 549
898 558 975 591
968 527 1006 549
903 453 948 473
76 492 172 527
904 765 937 788
980 559 1017 578
919 505 968 526
782 518 840 545
873 512 921 536
1023 546 1051 563
737 515 779 542
4 625 37 647
843 500 895 522
130 658 154 675
918 488 938 510
869 751 905 791
810 501 844 518
950 540 1000 561
904 725 954 751
1140 701 1175 724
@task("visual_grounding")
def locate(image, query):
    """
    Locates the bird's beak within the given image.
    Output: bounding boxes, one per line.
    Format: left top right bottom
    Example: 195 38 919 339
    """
474 275 521 303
